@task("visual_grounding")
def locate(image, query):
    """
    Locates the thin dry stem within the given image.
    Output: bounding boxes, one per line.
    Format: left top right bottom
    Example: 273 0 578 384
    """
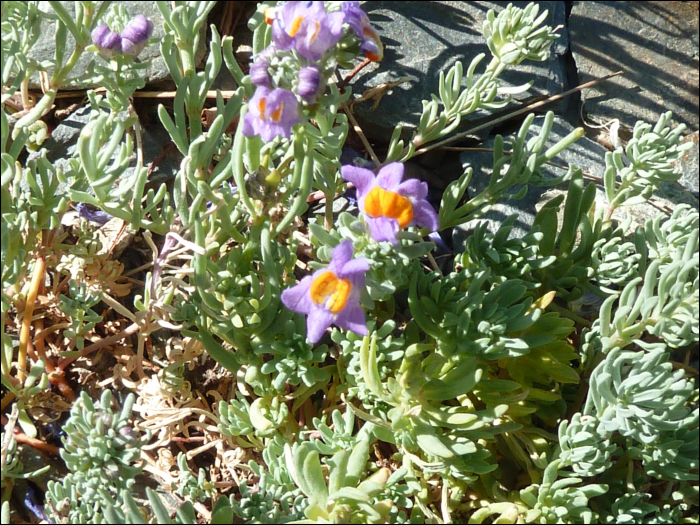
341 101 380 167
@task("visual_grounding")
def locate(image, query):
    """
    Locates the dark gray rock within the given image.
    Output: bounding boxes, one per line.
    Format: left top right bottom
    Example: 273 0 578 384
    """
347 1 570 141
570 1 699 133
28 105 91 163
453 115 698 251
28 2 207 89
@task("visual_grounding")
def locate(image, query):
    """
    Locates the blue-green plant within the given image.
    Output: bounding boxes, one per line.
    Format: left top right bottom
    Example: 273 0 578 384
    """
1 1 698 524
44 390 151 523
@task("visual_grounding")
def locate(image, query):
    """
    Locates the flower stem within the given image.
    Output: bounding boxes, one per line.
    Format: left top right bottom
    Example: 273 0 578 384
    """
17 250 46 382
341 102 380 167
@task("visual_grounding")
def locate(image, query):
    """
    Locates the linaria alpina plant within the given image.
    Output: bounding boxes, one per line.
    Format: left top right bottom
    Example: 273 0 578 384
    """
1 1 697 524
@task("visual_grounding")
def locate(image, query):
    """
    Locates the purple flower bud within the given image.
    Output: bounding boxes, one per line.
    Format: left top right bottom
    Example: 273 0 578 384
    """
250 59 272 88
76 203 113 225
342 1 383 61
92 24 122 58
121 14 153 56
297 65 323 101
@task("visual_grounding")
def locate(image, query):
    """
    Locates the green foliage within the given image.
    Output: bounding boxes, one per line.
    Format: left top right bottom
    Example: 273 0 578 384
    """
386 4 560 163
254 320 330 391
558 413 618 477
604 111 693 208
482 3 559 65
1 1 697 524
1 417 51 492
45 390 151 523
175 452 217 502
440 112 585 231
584 348 696 446
517 460 608 524
332 320 406 407
58 280 103 350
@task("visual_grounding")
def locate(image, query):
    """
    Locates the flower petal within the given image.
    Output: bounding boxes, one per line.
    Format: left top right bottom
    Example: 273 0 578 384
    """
367 216 400 244
375 162 404 190
241 112 258 137
341 165 375 199
410 199 440 232
336 257 370 279
250 60 272 87
324 11 345 39
307 308 333 343
333 304 368 336
397 178 428 200
281 276 314 314
329 240 354 270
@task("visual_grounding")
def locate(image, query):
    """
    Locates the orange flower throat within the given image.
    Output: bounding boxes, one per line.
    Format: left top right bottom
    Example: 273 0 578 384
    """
364 186 414 228
310 271 351 314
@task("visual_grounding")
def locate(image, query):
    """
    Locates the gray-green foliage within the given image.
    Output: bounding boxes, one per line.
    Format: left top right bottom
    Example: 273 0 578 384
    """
231 435 306 523
58 280 103 350
175 452 217 502
604 111 693 208
558 413 617 478
439 111 585 232
2 1 698 524
517 460 608 524
332 320 406 407
45 390 150 523
1 417 51 492
254 319 330 391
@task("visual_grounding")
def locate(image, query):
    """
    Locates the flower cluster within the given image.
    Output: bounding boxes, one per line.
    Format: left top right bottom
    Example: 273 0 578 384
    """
92 14 153 58
243 1 382 142
282 163 440 342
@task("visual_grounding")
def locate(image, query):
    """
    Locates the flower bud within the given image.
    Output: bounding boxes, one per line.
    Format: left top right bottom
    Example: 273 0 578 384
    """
92 24 122 58
121 14 153 56
297 65 322 101
250 59 272 88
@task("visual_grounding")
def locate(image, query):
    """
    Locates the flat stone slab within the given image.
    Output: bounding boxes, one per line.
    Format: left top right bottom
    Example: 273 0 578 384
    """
569 1 699 133
348 1 570 141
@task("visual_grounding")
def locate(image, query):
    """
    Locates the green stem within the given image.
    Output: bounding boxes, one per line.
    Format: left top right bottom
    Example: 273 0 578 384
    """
178 41 195 78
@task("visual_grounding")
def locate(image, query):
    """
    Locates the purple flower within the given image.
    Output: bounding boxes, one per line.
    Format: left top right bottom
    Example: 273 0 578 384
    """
92 24 122 58
297 65 323 101
271 1 344 61
250 59 272 88
281 240 369 343
341 1 383 61
341 162 439 244
242 87 302 142
120 14 153 56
